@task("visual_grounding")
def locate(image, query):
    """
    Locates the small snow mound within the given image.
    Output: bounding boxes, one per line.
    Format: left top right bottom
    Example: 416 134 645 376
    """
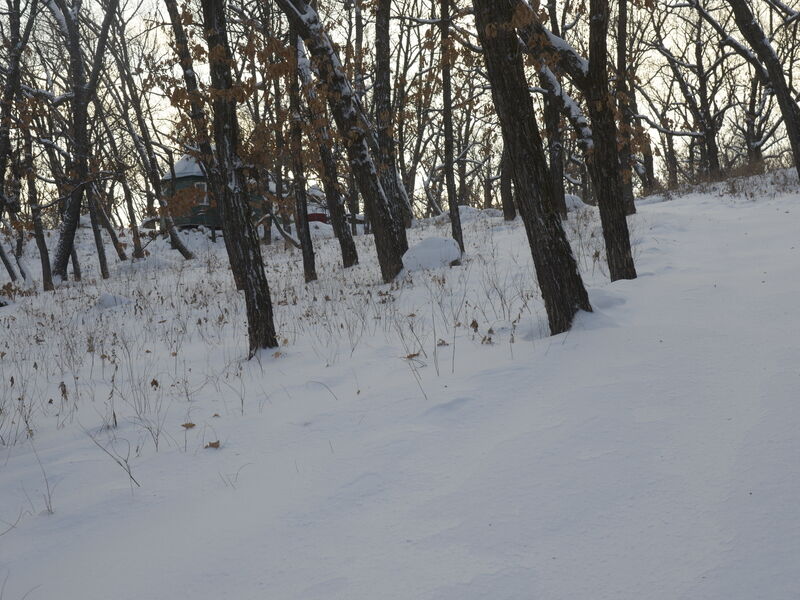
432 205 487 225
95 293 131 310
565 194 588 211
458 205 481 222
481 208 503 218
402 237 461 272
309 222 335 239
588 288 626 310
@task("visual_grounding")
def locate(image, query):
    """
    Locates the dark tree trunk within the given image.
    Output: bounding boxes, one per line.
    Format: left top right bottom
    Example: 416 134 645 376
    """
51 0 120 280
629 87 657 193
587 0 637 281
120 4 194 260
543 0 569 216
97 109 144 259
42 141 81 281
271 76 286 243
348 0 363 237
0 164 22 280
24 132 53 291
296 44 358 268
664 118 679 188
316 134 359 268
515 4 635 280
12 212 24 262
69 248 82 281
457 150 468 206
727 0 800 180
745 78 765 170
542 92 567 218
441 0 464 253
52 86 89 280
121 179 144 259
0 236 15 282
482 174 492 210
95 194 128 262
201 0 278 355
276 0 408 283
616 0 636 214
290 30 317 283
375 0 413 230
543 0 567 218
86 187 111 279
694 17 722 179
473 0 591 335
348 173 359 235
0 0 37 283
500 146 516 221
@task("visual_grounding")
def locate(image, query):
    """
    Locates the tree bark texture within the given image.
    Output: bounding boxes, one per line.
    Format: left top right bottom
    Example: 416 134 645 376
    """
727 0 800 180
441 0 464 253
201 0 279 355
51 0 120 280
587 0 637 281
473 0 592 335
296 44 359 268
500 146 516 221
291 30 318 283
375 0 414 230
276 0 408 283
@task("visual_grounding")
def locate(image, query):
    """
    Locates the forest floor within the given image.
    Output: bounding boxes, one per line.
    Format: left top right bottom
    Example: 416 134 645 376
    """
1 171 799 599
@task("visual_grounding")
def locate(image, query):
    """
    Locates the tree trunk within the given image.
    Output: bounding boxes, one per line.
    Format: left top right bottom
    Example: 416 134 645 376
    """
586 0 637 281
271 75 286 243
500 146 516 221
375 0 413 230
69 248 81 281
315 131 359 267
24 131 53 290
296 44 358 268
727 0 800 180
115 7 194 260
694 16 722 180
542 91 567 217
0 235 16 282
482 174 492 210
629 86 658 193
201 0 278 355
348 173 359 235
441 0 464 253
0 0 37 273
543 0 567 217
96 193 128 262
348 0 363 237
616 0 636 214
290 30 317 283
745 77 765 170
276 0 407 283
515 3 635 280
96 108 144 259
664 122 679 188
52 82 90 280
473 0 591 335
85 186 111 278
50 0 120 280
121 178 144 259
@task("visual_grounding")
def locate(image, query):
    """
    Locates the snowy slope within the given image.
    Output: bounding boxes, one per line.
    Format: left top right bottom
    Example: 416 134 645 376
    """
1 173 798 599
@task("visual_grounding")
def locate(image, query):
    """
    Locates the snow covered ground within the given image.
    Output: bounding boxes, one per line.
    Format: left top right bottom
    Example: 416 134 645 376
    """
1 172 799 599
